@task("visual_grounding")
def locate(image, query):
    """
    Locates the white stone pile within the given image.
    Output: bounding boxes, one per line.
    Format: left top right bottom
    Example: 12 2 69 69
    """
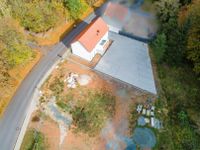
65 72 78 89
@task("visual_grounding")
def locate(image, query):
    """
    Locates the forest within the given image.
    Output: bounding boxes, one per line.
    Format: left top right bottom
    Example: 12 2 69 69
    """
151 0 200 149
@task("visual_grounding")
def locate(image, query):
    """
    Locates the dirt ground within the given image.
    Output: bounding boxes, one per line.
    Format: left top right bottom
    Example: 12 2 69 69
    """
28 60 152 150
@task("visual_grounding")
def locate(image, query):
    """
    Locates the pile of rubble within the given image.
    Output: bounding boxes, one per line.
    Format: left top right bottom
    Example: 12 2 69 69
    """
136 99 162 129
64 72 78 89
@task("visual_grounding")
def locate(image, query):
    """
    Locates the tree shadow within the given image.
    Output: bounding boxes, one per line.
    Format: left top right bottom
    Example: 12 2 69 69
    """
60 19 89 47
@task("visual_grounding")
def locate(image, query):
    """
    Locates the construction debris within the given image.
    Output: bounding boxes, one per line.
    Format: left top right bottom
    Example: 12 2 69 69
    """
142 108 146 115
151 117 162 129
136 98 162 129
65 72 78 89
138 116 146 126
136 104 143 113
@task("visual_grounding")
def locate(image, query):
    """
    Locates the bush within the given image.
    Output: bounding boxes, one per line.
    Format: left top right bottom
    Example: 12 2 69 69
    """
32 115 40 122
71 91 115 135
49 77 64 96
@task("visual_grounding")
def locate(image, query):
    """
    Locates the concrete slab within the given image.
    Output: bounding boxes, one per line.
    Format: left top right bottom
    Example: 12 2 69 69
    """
95 32 157 94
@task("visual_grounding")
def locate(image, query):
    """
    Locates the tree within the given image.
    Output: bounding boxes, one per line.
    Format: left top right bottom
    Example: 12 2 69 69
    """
179 0 191 5
9 0 65 33
85 0 98 6
0 18 33 68
164 19 188 65
151 33 166 63
155 0 180 23
0 0 11 17
155 0 189 66
187 1 200 74
178 110 188 125
63 0 88 20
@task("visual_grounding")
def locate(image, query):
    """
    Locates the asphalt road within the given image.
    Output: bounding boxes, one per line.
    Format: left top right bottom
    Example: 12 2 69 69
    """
0 5 105 149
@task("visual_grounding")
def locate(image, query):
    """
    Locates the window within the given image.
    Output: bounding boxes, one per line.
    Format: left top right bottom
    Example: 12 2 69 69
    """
100 40 106 46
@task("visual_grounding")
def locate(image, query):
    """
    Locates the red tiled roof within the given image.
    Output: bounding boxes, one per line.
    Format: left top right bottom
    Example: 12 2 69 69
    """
104 2 128 22
73 17 108 52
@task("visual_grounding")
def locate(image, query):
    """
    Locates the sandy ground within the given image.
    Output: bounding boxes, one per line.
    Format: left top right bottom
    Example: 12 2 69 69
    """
28 60 152 150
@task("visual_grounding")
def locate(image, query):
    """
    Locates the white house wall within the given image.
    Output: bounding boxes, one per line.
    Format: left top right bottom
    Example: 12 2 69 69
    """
71 32 109 61
93 32 109 55
71 42 94 61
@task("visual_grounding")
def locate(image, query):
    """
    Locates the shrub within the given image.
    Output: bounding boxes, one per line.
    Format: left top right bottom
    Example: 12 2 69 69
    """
32 115 40 122
49 77 64 96
71 91 115 135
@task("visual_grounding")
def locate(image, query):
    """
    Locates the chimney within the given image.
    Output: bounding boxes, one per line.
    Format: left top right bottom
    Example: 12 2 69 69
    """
97 30 100 35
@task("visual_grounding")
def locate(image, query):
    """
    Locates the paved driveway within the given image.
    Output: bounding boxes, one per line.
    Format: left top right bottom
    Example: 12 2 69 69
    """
95 32 156 94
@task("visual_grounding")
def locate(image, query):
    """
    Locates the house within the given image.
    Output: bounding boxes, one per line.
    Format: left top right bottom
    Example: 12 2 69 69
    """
71 17 109 61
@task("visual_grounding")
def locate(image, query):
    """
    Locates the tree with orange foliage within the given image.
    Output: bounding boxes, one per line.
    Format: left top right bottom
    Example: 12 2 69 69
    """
187 0 200 74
